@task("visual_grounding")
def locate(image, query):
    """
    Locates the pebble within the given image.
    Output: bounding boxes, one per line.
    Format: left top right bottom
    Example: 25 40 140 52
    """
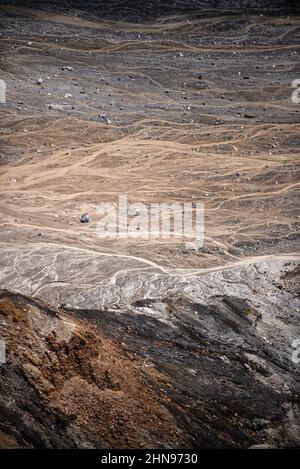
80 213 90 223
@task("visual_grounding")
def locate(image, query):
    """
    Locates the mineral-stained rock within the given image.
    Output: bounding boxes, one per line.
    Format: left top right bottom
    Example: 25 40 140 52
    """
0 253 299 448
0 290 188 449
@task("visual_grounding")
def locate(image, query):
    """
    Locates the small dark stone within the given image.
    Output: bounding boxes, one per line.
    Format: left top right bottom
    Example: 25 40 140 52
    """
80 213 90 223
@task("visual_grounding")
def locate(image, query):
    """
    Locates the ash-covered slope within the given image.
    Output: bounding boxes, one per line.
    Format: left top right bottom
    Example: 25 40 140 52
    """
1 0 299 20
1 255 299 449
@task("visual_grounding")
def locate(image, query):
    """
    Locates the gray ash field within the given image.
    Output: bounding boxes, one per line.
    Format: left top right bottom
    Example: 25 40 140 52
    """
0 0 299 449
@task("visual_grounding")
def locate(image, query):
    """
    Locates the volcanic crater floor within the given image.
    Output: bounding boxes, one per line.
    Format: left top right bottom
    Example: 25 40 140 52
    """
0 0 299 449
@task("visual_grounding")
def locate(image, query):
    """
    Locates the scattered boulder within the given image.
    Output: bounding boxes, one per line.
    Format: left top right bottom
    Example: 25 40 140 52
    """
128 207 140 217
80 213 90 223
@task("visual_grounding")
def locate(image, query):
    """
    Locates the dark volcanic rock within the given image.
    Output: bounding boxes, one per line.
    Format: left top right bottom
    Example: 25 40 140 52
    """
1 278 299 448
74 292 300 448
0 290 188 449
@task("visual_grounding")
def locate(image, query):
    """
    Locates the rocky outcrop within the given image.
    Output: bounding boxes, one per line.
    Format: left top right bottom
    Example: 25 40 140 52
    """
0 290 188 448
0 255 299 448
